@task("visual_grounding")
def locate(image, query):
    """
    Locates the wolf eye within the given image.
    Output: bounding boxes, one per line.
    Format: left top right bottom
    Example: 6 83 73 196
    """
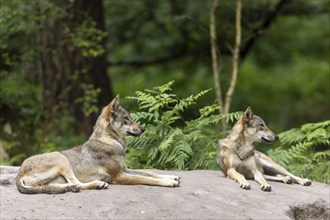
259 126 265 131
259 123 265 128
123 116 130 125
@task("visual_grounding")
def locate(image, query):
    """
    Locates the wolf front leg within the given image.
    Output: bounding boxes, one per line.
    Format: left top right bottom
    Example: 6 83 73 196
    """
125 169 180 181
227 168 250 189
251 169 271 191
113 172 180 187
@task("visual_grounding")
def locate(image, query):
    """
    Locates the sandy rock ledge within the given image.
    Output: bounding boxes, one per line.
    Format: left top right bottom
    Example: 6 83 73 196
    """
0 166 329 219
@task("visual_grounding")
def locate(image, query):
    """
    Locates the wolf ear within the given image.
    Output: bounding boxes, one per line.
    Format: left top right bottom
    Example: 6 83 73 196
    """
109 95 120 110
102 95 120 119
242 107 253 124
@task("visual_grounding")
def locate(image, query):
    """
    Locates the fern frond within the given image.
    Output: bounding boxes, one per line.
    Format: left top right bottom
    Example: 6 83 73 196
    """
199 104 220 118
158 128 182 151
312 150 330 161
269 120 330 183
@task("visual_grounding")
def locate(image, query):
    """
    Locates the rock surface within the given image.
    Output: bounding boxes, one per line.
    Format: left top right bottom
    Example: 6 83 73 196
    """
0 166 329 219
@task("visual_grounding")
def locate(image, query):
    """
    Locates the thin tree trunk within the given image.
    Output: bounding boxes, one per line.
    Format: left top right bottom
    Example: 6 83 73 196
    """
224 0 242 117
209 0 223 110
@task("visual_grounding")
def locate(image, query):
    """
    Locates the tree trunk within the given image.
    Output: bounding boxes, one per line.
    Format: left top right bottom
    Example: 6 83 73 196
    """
209 0 223 110
223 0 242 117
36 0 112 136
70 0 113 133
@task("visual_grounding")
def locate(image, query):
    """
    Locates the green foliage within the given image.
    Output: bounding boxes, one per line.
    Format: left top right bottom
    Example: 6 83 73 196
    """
107 0 329 133
0 68 44 164
75 83 101 117
268 121 330 183
125 81 241 170
65 19 107 57
0 0 103 164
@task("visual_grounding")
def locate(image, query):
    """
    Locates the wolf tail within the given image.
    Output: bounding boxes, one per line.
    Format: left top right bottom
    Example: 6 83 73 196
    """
16 178 71 194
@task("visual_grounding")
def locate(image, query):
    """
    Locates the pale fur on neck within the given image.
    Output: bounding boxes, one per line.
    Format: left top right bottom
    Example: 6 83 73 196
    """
227 116 255 160
88 116 125 147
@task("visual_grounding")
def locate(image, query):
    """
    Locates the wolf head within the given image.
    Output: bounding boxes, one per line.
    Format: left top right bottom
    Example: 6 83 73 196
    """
100 95 145 137
241 107 279 144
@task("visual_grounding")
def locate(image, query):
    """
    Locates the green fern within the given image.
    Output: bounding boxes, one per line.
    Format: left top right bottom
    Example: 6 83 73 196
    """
125 81 241 170
268 120 330 183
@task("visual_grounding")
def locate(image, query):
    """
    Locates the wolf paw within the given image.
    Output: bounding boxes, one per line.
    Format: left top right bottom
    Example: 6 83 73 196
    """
283 176 293 184
69 185 81 193
261 184 271 191
164 179 180 187
168 175 180 181
239 181 250 190
160 174 180 181
71 185 81 192
172 179 180 187
300 179 312 186
95 181 109 189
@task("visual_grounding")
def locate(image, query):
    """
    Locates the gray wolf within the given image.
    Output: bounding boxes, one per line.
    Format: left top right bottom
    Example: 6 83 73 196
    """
217 107 311 191
16 96 180 194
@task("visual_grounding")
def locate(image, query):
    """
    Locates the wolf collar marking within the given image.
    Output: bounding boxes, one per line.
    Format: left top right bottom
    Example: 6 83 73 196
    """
234 142 255 160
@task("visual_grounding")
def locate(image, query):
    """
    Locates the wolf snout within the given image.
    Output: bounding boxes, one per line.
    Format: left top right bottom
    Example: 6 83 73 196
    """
261 135 279 144
136 126 145 135
127 126 145 136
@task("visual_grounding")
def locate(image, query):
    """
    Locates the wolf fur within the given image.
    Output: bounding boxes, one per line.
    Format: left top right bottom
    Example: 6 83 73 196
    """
217 107 311 191
16 96 180 194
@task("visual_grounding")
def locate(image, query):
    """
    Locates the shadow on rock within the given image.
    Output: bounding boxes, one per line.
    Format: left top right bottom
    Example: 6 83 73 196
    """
287 199 329 220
